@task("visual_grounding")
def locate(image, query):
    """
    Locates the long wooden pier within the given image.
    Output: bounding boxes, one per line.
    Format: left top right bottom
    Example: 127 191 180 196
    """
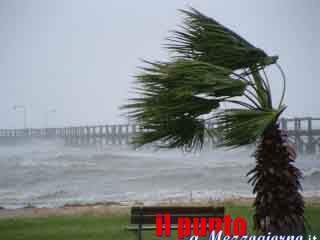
0 117 320 154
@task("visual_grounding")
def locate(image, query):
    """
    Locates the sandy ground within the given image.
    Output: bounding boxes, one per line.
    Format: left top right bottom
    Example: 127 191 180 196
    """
0 196 319 219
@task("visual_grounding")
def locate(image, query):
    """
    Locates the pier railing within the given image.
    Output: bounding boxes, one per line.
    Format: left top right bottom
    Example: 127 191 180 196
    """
280 117 320 154
0 118 320 154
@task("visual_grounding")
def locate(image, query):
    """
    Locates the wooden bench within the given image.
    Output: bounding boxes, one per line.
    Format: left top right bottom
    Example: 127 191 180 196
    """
127 206 224 240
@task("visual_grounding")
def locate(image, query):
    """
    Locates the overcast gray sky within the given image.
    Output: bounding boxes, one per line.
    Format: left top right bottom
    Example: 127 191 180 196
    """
0 0 319 128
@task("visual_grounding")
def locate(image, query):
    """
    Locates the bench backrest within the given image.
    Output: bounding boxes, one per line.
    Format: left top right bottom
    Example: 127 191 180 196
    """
130 206 224 225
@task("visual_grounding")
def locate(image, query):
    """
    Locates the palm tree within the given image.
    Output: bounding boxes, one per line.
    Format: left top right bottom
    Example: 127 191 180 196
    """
123 8 305 234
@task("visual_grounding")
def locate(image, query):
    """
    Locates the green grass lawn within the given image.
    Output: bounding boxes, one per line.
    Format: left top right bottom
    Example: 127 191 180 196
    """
0 205 319 240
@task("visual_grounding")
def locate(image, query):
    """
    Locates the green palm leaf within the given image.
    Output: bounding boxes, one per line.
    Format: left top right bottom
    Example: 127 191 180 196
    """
213 108 282 147
166 8 276 70
122 60 248 149
136 60 247 98
132 116 207 150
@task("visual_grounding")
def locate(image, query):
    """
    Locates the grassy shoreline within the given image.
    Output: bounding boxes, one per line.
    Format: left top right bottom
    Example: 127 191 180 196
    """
1 196 320 218
0 200 319 239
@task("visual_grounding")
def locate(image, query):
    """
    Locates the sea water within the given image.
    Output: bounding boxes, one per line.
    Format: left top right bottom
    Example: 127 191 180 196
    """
0 141 319 209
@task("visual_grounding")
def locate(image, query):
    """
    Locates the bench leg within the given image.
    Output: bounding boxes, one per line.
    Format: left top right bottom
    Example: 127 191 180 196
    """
138 223 142 240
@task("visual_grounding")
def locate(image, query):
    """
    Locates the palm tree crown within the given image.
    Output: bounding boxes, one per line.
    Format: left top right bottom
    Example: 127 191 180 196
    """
123 8 304 234
124 8 283 150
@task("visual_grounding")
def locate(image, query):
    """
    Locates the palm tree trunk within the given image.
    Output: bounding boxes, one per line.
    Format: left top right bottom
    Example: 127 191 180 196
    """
248 123 305 234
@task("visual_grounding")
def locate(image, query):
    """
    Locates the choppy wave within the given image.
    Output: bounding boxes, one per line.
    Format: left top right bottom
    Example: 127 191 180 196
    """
303 168 320 177
0 142 319 209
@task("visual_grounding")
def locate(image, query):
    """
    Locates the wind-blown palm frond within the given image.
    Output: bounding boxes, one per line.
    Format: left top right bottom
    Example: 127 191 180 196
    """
122 60 248 149
137 60 248 98
132 116 207 150
213 109 280 147
166 8 276 70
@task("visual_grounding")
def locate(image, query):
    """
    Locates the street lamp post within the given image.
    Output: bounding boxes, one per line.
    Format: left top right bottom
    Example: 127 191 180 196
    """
13 105 27 129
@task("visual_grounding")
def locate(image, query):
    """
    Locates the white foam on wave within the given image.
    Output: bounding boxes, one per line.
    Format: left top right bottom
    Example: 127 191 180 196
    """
303 168 320 177
0 142 319 209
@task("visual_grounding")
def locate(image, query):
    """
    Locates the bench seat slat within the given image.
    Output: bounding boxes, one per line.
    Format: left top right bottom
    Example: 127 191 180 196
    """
131 206 224 215
126 224 178 231
130 206 224 225
127 224 216 231
131 214 224 225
